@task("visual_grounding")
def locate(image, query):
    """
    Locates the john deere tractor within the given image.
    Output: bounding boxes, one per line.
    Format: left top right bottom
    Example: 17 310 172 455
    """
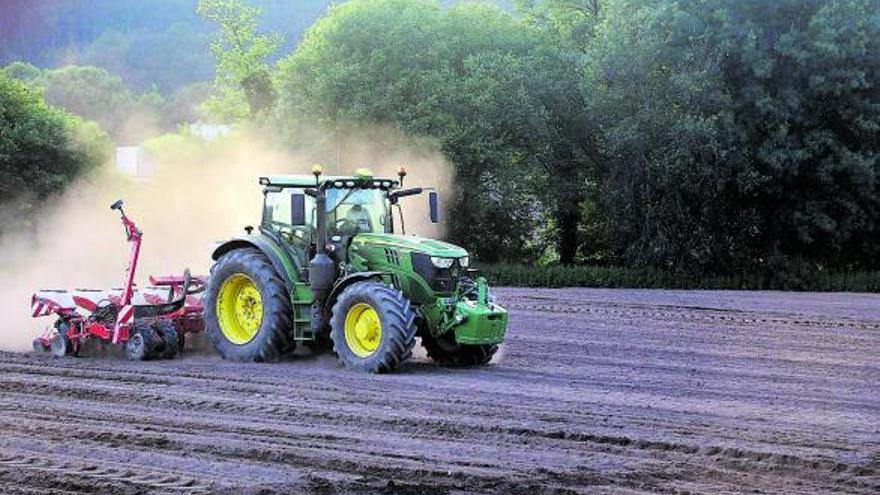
204 166 508 372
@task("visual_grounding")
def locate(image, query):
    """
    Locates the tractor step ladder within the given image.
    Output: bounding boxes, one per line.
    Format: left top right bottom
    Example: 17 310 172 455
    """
291 282 315 341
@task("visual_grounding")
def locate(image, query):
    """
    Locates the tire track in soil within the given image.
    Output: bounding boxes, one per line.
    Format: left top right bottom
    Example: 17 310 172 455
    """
1 288 879 494
0 453 211 494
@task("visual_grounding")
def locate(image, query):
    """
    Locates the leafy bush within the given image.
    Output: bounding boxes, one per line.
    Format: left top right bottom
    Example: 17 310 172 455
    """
478 261 880 292
0 72 111 230
274 0 591 263
3 63 167 142
587 0 880 273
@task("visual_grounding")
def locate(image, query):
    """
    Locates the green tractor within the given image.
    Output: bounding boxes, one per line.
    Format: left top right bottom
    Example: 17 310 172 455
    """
204 165 508 372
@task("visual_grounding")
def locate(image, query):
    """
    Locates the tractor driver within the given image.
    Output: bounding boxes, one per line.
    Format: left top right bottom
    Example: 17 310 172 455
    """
330 189 376 236
343 204 373 234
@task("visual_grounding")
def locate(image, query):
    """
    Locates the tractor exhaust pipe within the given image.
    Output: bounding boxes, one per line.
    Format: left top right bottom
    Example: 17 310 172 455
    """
308 170 335 332
315 183 329 256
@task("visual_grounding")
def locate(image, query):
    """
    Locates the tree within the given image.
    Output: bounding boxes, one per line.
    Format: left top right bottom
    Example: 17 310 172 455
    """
197 0 283 121
76 23 214 93
39 65 165 143
162 81 213 128
586 0 880 271
0 72 110 230
1 1 336 95
275 0 592 263
514 0 602 52
2 61 42 82
41 66 134 136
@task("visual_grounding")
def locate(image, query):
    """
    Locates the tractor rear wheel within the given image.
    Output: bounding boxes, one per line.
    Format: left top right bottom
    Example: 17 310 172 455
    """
152 320 179 359
421 332 498 366
330 281 416 373
205 248 292 362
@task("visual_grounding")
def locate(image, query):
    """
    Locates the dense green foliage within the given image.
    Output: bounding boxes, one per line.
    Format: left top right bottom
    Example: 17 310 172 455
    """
478 262 880 292
1 0 878 289
3 63 168 143
275 0 592 263
587 0 880 273
270 0 879 278
198 0 284 121
0 72 110 228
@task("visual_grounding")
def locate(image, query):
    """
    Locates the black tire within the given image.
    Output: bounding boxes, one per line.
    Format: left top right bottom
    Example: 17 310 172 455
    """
204 248 292 362
32 338 50 354
125 320 160 361
421 331 498 366
50 326 75 358
330 281 416 373
177 326 187 352
152 320 179 359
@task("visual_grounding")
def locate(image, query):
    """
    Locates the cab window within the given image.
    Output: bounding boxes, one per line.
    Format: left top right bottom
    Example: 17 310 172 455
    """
326 188 389 236
263 189 315 242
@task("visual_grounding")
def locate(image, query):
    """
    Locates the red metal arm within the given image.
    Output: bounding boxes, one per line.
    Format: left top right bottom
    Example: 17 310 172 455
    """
112 212 142 343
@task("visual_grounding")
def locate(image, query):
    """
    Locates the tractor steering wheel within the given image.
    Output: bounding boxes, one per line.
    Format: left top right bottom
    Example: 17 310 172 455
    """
334 218 357 236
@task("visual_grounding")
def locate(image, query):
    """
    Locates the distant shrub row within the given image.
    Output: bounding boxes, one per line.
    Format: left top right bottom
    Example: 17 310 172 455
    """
477 262 880 293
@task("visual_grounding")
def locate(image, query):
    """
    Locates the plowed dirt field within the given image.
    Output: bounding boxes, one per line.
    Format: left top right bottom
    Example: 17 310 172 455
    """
1 288 878 494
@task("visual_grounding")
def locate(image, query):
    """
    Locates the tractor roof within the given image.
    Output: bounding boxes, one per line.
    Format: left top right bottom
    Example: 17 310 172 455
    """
259 174 399 189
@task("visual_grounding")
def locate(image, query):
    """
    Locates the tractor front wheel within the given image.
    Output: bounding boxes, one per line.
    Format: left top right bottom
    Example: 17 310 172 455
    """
205 248 292 362
330 281 416 373
421 331 498 366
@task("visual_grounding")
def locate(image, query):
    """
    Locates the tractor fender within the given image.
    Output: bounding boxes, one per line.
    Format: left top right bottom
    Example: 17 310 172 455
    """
212 235 301 288
324 271 386 312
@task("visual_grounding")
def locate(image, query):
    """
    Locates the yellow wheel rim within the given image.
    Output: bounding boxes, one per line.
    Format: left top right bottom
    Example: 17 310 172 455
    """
216 274 263 345
344 303 382 358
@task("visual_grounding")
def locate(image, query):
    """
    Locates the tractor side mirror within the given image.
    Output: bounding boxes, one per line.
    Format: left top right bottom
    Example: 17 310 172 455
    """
291 193 306 225
428 191 439 223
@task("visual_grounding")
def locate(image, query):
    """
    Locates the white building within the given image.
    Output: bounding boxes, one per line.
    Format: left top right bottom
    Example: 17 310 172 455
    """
115 146 156 178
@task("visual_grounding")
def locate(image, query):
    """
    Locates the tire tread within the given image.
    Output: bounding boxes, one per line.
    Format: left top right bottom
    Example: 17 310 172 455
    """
329 281 416 373
204 248 293 363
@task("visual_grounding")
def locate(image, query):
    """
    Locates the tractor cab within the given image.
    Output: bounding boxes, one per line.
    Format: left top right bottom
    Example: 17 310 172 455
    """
258 166 437 264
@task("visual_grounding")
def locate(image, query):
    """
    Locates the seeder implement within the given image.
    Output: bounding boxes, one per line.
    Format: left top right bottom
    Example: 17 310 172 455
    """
31 200 206 360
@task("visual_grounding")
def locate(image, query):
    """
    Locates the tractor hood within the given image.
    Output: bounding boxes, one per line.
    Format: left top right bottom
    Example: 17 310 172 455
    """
350 233 467 258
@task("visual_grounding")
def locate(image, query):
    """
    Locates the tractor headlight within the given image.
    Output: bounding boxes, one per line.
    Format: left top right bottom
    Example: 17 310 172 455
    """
430 256 455 269
459 256 469 268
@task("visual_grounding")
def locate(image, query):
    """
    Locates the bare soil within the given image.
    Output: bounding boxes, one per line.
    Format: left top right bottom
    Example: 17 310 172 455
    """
1 288 878 494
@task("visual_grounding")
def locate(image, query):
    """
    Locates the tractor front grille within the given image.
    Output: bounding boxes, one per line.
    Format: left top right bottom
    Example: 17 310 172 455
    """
411 253 462 293
384 248 401 266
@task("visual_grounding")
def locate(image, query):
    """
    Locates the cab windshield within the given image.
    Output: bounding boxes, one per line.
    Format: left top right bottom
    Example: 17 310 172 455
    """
262 186 391 242
327 188 390 235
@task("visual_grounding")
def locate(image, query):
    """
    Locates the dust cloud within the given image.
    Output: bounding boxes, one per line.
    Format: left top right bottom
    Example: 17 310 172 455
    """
0 126 453 351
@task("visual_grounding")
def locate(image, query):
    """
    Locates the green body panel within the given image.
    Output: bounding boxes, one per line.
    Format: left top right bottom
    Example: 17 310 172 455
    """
452 299 508 344
419 278 507 345
213 235 302 283
351 233 467 258
346 235 507 344
348 233 465 305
